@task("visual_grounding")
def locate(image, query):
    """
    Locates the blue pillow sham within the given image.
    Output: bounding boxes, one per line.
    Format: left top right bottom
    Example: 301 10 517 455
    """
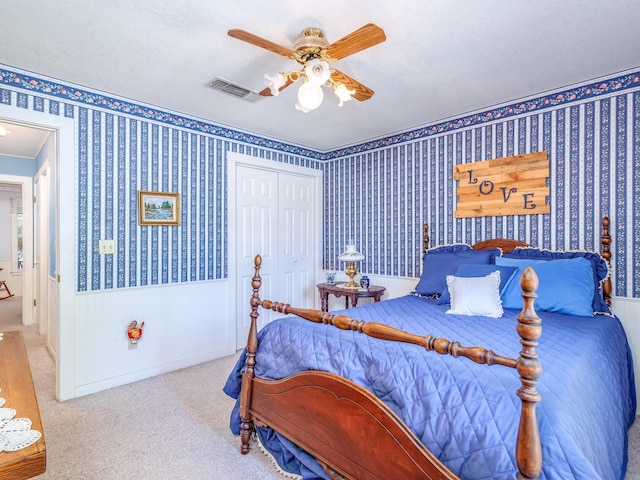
437 264 518 305
502 248 611 315
414 245 501 297
498 256 596 317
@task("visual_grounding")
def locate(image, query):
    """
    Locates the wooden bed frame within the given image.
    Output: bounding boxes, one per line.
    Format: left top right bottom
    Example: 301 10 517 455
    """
238 217 613 480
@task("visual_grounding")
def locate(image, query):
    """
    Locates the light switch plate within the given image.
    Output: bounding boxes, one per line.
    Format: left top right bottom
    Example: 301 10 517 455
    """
99 239 116 255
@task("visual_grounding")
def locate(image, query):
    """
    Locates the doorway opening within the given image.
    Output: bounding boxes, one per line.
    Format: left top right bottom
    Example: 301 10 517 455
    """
0 119 57 370
0 182 24 331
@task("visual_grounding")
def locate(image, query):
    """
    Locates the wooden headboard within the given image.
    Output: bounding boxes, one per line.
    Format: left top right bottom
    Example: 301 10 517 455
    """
422 216 613 306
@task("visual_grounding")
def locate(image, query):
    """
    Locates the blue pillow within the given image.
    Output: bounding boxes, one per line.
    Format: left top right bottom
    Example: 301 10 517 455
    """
502 248 611 315
495 256 549 269
499 257 595 317
438 264 518 305
414 246 501 297
494 256 551 301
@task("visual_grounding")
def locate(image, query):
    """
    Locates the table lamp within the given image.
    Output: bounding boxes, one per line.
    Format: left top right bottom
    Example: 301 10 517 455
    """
338 243 365 288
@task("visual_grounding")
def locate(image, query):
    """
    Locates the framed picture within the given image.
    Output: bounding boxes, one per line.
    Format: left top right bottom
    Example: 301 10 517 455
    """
138 191 180 226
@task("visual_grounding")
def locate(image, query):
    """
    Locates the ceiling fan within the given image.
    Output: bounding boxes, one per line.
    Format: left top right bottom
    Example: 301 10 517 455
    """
227 24 386 112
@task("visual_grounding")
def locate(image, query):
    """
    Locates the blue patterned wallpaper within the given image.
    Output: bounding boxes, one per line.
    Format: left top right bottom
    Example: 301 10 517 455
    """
1 65 639 298
323 71 640 298
0 66 321 292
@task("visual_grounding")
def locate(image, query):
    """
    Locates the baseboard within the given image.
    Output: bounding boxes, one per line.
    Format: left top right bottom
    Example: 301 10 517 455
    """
72 347 229 399
46 343 57 363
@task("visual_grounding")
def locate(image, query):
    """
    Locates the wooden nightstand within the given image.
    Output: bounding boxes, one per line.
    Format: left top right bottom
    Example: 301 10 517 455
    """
317 283 386 312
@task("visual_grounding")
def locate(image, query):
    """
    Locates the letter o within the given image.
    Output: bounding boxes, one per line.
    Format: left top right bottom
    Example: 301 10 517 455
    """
479 180 494 195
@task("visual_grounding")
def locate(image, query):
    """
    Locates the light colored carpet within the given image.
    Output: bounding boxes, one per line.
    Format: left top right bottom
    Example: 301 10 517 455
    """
1 295 638 479
1 296 283 480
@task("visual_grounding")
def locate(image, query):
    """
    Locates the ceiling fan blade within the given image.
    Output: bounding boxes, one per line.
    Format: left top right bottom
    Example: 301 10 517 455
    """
228 29 295 59
258 77 295 97
325 24 386 60
331 70 374 101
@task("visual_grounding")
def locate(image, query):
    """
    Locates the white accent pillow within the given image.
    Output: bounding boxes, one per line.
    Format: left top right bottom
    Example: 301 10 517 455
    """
445 271 503 318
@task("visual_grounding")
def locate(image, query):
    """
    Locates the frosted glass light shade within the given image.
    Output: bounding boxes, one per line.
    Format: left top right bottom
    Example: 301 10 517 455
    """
294 102 311 113
264 73 286 96
304 59 331 86
334 83 356 107
297 81 324 111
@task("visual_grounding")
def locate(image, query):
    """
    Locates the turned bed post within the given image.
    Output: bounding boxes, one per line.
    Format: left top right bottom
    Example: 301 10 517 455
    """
515 267 542 480
423 223 430 252
600 216 612 306
239 254 263 454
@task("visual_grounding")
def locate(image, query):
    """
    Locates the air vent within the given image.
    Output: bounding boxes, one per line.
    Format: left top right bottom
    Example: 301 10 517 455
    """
207 77 262 103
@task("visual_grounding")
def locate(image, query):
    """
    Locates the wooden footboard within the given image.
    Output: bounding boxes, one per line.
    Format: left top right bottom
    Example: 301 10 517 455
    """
251 372 455 479
239 255 543 480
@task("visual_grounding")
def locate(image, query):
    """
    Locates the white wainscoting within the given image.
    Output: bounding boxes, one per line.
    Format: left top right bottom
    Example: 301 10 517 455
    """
612 296 640 415
73 280 231 398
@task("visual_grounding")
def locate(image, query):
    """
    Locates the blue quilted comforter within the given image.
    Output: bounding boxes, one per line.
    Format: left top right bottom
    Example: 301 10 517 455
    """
224 295 636 480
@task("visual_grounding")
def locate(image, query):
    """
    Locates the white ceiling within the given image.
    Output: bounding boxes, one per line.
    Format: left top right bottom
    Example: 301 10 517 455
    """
0 122 51 159
0 0 639 156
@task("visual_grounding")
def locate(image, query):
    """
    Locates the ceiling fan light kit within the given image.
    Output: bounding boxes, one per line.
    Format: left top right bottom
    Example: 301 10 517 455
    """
266 58 355 112
228 23 386 113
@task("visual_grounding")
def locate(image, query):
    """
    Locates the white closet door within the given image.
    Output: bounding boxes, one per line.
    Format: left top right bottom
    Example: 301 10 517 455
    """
235 164 318 349
278 172 315 307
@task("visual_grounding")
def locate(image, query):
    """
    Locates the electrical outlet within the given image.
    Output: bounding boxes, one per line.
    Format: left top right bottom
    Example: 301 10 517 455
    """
99 239 116 255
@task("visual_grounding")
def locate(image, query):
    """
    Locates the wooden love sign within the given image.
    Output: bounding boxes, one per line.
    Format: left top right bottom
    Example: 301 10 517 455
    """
454 151 550 218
